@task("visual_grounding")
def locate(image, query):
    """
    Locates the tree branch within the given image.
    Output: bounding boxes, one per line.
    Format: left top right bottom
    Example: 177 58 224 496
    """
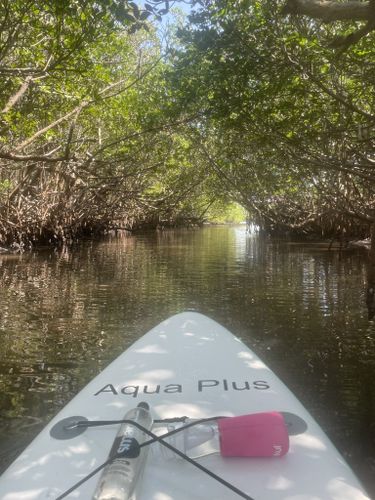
329 18 375 49
282 0 372 22
2 75 33 114
0 152 68 163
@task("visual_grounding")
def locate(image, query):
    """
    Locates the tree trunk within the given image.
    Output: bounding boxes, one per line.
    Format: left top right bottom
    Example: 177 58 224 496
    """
366 220 375 320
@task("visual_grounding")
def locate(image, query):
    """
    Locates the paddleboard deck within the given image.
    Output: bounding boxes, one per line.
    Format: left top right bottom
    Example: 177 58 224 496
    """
0 312 369 499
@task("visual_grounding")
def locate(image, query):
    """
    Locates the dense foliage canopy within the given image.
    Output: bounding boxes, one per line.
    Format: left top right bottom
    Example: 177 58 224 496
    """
0 0 228 247
0 0 374 248
169 0 374 237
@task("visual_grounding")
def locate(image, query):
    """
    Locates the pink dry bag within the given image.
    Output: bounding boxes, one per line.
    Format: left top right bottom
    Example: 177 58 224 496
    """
218 411 289 457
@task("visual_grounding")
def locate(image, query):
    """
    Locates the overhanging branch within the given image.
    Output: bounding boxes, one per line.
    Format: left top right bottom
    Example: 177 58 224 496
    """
282 0 372 22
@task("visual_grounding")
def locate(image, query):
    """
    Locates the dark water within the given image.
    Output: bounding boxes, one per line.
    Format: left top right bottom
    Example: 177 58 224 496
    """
0 226 374 495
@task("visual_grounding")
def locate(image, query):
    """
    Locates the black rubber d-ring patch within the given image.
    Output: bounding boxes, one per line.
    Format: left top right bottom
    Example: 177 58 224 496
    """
50 416 88 440
280 412 308 435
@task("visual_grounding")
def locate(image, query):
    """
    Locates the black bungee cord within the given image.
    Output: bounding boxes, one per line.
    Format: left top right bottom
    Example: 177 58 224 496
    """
55 416 255 500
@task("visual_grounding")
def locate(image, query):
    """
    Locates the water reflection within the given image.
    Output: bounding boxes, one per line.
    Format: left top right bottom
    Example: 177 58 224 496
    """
0 227 374 495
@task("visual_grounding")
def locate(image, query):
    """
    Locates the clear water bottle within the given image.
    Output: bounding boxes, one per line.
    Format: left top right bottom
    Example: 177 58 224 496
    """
152 411 290 460
93 402 153 500
152 420 218 460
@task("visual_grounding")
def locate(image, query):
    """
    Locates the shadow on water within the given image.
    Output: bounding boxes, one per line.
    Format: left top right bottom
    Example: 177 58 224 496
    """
0 226 374 495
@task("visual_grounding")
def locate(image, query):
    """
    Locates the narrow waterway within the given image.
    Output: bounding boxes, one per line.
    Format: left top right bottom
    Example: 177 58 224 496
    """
0 226 374 495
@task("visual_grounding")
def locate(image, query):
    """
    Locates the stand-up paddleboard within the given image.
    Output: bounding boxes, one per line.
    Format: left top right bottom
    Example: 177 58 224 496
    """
0 312 369 499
